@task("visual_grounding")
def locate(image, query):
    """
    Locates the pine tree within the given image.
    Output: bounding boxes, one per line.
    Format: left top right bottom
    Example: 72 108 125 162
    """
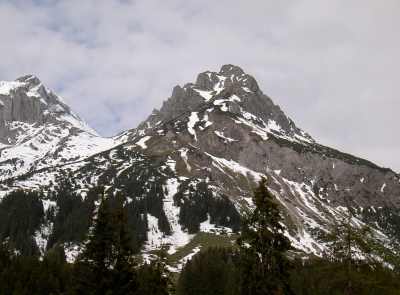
69 187 139 295
0 190 44 255
177 246 240 295
137 245 174 295
108 205 138 295
237 178 293 295
68 259 95 295
71 187 114 294
323 206 394 295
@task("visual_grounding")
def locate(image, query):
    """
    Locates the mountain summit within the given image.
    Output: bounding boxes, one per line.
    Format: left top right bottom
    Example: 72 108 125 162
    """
0 65 399 266
120 64 312 144
0 75 121 185
0 75 96 138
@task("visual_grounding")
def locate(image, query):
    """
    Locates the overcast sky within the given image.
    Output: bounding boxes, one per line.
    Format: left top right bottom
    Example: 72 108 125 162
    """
1 0 399 173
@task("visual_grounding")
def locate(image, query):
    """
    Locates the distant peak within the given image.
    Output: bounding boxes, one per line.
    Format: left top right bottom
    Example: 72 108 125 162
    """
0 75 43 97
16 74 41 87
218 64 245 77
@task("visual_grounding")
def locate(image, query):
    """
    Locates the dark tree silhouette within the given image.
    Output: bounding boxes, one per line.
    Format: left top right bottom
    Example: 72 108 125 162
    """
237 178 293 294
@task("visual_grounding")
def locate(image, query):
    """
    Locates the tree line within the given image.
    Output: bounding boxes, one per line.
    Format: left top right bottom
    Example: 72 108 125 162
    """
0 179 399 294
178 178 400 294
0 186 172 294
178 247 400 295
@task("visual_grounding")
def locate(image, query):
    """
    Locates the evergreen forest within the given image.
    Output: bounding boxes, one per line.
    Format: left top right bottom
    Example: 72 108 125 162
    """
0 180 399 294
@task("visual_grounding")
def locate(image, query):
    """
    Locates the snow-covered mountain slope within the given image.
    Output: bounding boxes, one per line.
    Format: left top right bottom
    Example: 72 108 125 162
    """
1 66 399 266
0 75 96 136
0 75 123 190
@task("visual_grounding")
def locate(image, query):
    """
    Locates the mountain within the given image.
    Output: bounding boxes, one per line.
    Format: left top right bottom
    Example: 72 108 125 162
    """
0 75 122 190
1 66 399 269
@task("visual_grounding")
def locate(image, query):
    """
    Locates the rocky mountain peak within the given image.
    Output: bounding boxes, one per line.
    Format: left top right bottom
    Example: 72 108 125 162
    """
0 75 118 183
194 65 246 91
16 74 42 89
218 64 245 77
0 75 97 138
123 65 311 144
194 72 218 91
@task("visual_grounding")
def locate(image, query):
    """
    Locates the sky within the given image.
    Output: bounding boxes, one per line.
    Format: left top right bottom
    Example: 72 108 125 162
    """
0 0 399 173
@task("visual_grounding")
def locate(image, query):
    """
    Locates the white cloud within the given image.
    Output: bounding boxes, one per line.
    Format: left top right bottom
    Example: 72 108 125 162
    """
0 0 399 172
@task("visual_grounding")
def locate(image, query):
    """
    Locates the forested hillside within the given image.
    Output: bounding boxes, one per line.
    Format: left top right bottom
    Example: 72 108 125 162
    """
1 180 399 294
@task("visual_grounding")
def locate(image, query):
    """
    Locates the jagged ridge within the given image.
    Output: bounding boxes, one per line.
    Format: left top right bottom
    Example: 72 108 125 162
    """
0 65 399 268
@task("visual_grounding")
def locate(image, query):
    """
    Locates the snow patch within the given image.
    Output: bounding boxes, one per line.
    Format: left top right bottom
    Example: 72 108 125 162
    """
166 157 176 172
178 246 201 267
235 115 268 140
180 148 191 172
35 223 52 257
267 120 281 132
202 113 213 128
187 112 200 140
229 94 241 102
163 178 194 254
194 89 213 101
135 136 151 149
214 99 229 112
205 152 263 182
146 214 162 250
42 199 57 212
214 75 227 94
0 80 26 96
64 244 84 263
242 87 252 93
214 131 237 142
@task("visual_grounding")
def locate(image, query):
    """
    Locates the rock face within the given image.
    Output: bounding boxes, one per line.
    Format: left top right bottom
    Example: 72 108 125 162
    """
1 65 399 260
121 64 399 209
0 75 96 142
121 65 308 142
106 64 400 257
0 75 120 183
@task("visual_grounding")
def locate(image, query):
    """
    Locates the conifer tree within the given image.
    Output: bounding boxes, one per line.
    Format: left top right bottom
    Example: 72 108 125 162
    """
108 205 138 295
70 187 115 294
0 190 44 255
323 206 394 295
137 245 173 295
85 188 114 294
70 186 138 295
177 246 240 295
0 242 11 274
237 178 293 295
